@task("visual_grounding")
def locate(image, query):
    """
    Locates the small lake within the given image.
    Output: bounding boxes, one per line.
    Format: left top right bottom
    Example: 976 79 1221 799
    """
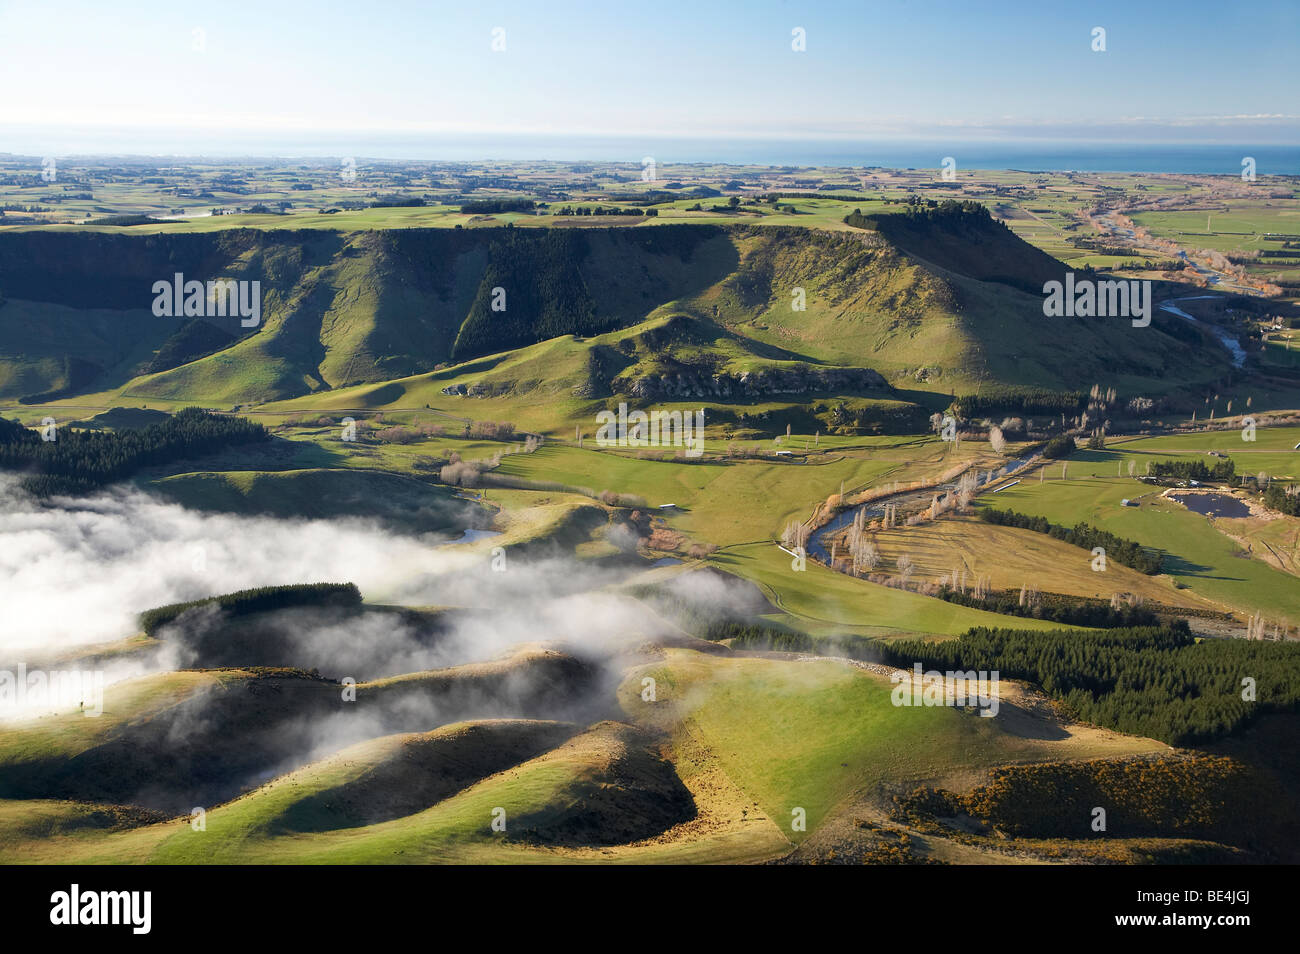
1168 492 1251 519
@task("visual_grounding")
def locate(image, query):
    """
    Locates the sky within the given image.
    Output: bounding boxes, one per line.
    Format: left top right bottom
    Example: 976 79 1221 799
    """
0 0 1296 156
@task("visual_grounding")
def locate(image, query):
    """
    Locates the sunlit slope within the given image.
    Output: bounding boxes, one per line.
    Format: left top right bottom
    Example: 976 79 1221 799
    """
261 720 584 834
979 447 1300 626
0 649 605 813
625 650 1164 842
0 648 1167 864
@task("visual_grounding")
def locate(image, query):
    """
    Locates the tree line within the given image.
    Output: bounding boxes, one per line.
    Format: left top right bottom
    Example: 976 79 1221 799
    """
0 407 268 496
552 206 659 217
139 582 362 636
876 623 1300 746
1150 457 1237 482
1263 483 1300 516
935 585 1160 628
459 198 536 214
978 507 1164 574
951 388 1086 419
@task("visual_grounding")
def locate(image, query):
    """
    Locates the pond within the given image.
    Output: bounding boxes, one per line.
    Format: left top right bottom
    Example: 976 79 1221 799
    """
1168 492 1251 519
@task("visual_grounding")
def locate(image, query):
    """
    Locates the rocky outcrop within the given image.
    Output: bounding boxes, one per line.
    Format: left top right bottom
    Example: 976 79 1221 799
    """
616 365 888 399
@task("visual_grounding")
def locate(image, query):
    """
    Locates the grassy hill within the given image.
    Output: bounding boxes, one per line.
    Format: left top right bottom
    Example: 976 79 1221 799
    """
0 647 1174 864
0 648 607 813
148 467 483 533
0 219 1233 409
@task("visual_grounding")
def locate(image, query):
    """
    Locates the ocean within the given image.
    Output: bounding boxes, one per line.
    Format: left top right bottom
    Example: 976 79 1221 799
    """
2 127 1297 175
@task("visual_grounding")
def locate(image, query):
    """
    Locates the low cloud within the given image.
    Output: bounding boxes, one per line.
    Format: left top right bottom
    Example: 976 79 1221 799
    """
0 475 480 652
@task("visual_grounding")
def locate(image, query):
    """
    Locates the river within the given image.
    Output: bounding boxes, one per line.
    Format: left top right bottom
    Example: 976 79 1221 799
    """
807 452 1040 568
1158 298 1247 367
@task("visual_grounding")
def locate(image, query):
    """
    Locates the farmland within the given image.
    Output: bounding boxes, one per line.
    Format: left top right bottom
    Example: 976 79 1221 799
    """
2 156 1298 869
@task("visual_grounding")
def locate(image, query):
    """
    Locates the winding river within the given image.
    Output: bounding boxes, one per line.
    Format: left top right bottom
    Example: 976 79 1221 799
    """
807 452 1041 568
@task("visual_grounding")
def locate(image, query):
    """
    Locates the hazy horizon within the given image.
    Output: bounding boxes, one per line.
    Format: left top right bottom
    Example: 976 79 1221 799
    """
3 133 1298 175
2 0 1295 164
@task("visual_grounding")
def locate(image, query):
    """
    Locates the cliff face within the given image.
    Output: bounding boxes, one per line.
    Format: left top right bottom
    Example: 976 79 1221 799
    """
0 226 734 403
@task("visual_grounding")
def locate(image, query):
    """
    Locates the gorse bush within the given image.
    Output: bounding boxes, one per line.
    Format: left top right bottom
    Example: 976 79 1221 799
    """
896 754 1290 854
1041 434 1076 459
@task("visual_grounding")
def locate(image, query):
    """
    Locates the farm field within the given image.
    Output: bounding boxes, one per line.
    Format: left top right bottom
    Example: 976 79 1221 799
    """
976 453 1300 627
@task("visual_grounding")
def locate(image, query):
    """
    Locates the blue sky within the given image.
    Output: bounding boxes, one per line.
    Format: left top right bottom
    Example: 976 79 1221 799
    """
0 0 1295 149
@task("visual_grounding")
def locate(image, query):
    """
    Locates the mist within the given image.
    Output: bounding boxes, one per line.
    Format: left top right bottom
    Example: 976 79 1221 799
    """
0 475 731 666
0 474 481 652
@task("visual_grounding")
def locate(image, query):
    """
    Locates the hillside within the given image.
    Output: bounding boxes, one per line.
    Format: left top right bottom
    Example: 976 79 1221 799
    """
0 219 1232 410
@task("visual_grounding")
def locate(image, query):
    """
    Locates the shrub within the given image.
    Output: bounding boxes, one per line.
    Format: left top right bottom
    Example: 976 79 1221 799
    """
1042 434 1075 459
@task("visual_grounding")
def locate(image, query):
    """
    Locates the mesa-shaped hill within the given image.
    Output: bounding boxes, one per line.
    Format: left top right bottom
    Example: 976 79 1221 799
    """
0 217 1231 407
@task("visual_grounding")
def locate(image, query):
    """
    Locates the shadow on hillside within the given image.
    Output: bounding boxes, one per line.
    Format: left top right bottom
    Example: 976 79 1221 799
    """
1161 553 1229 579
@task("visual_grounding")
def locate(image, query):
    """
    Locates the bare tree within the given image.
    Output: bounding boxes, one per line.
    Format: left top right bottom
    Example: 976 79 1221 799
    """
1018 582 1041 611
896 552 915 586
781 520 809 550
956 470 977 511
